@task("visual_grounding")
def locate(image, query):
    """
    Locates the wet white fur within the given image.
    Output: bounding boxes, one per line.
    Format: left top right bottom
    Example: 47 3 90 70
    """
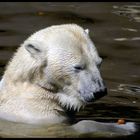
0 24 102 124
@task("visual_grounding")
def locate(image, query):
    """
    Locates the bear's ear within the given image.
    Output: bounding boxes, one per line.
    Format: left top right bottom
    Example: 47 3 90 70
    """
24 42 42 58
85 29 89 34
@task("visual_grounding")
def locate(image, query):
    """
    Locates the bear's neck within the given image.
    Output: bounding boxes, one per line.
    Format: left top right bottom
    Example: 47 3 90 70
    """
0 77 75 124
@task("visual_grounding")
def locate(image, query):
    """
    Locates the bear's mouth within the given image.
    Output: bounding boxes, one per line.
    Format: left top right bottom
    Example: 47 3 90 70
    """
79 88 107 103
93 88 107 100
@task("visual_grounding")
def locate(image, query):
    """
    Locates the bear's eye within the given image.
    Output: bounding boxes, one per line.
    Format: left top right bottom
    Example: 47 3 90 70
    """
73 65 85 72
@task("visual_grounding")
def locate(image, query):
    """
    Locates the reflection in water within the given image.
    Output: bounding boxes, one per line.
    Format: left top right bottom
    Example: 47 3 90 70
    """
122 27 138 32
0 2 140 138
113 4 140 22
118 84 140 93
114 37 140 41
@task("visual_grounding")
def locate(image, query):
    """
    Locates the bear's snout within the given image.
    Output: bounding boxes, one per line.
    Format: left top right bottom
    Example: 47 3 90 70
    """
82 88 107 103
93 88 107 101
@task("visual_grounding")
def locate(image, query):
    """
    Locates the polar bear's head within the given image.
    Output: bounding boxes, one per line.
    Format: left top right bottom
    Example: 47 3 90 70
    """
23 24 107 111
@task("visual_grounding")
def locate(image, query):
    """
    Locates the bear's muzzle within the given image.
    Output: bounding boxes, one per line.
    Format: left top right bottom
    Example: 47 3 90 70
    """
93 88 107 101
81 88 107 103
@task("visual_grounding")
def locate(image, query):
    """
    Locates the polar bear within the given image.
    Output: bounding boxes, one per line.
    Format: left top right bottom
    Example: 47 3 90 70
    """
0 24 137 136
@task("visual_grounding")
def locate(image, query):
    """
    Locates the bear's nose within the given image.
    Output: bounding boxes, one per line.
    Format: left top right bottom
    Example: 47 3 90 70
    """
94 88 107 100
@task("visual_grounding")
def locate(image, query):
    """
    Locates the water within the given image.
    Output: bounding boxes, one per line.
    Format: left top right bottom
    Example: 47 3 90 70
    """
0 2 140 138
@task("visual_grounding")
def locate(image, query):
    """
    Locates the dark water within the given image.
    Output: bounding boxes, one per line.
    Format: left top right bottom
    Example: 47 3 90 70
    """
0 2 140 138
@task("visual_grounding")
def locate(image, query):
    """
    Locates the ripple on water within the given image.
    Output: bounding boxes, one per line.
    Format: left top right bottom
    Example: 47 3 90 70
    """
112 4 140 22
118 84 140 94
